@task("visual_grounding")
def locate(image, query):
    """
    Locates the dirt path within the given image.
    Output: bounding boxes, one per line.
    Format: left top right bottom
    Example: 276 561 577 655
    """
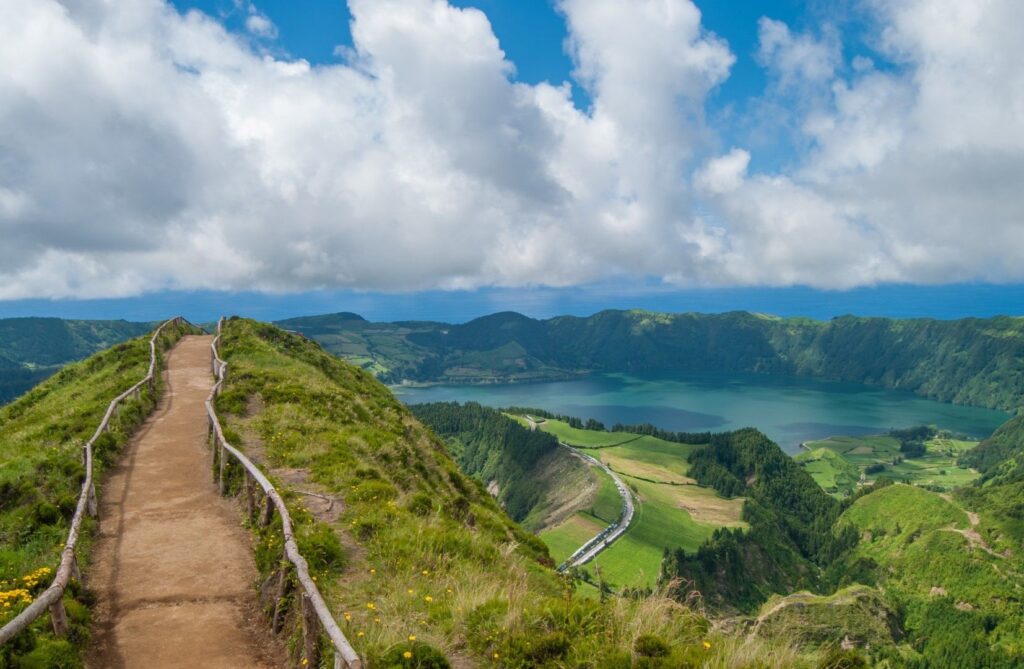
86 336 283 669
938 493 1002 559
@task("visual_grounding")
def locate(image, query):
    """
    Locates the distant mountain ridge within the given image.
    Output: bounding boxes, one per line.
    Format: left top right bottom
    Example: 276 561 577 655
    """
0 317 153 404
278 309 1024 411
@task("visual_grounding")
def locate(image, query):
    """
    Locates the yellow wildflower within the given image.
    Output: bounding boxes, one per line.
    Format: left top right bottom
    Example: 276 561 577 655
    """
408 635 416 642
424 595 433 603
403 651 413 659
703 641 712 650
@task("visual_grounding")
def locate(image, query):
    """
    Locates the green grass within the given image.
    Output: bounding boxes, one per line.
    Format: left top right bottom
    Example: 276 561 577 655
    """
795 448 860 494
836 483 1024 664
524 418 745 592
539 513 607 563
538 419 641 447
588 476 744 590
588 468 624 524
595 436 697 483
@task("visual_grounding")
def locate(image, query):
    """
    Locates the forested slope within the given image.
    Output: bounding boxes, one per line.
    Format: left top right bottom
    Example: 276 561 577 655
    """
0 318 152 404
408 402 594 530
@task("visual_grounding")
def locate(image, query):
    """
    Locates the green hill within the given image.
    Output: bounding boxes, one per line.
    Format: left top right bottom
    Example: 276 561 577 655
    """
212 318 824 667
280 310 1024 411
0 318 153 405
834 483 1024 667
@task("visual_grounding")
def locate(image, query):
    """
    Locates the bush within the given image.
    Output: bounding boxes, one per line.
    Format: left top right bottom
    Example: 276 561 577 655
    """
296 523 346 574
379 642 451 669
634 634 671 658
33 502 60 526
525 632 570 662
13 638 82 669
817 647 869 669
406 492 434 516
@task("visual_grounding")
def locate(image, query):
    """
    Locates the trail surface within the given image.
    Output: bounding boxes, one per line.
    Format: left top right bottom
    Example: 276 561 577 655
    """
87 336 281 669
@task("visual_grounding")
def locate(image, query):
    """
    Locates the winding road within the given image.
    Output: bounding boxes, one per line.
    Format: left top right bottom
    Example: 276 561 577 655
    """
522 415 636 571
557 444 635 570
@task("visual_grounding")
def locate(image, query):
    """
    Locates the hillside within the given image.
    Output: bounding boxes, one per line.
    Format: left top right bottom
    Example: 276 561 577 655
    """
0 318 152 404
279 310 1024 411
407 402 595 532
833 483 1024 666
212 318 823 667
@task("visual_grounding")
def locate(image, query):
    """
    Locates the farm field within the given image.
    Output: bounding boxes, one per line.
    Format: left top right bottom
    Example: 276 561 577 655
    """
529 419 745 590
586 475 746 589
797 432 980 496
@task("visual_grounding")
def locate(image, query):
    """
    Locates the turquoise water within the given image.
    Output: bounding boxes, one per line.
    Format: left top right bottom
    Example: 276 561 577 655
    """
394 372 1012 454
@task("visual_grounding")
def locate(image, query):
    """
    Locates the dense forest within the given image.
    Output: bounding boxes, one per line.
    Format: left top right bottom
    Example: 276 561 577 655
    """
662 429 858 612
280 310 1024 411
409 402 563 523
0 318 153 404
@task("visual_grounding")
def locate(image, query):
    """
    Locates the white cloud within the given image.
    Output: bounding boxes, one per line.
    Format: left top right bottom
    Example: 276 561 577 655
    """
0 0 1021 299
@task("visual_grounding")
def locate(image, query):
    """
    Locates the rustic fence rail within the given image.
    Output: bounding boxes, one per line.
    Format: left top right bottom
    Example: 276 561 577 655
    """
0 316 192 645
206 317 362 669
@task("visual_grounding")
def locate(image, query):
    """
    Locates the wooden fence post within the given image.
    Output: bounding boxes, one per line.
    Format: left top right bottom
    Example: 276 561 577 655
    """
262 494 275 528
87 483 98 518
271 567 291 634
302 592 321 668
244 473 255 521
49 599 68 637
218 444 226 495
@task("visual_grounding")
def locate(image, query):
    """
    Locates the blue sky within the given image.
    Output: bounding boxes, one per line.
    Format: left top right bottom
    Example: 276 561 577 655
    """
2 0 1022 322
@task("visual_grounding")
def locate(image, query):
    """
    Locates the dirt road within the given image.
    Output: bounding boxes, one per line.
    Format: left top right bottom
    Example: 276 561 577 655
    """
86 336 282 668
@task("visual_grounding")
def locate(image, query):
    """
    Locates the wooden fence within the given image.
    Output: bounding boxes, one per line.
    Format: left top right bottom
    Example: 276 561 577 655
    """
0 317 189 645
206 318 362 669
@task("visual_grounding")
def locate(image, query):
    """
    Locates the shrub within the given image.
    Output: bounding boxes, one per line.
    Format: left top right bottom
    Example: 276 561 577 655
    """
634 634 671 658
817 648 869 669
296 523 346 574
379 642 451 669
33 502 60 526
406 492 434 516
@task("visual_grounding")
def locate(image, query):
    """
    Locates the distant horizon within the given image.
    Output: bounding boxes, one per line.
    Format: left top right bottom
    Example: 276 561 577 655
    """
0 283 1022 325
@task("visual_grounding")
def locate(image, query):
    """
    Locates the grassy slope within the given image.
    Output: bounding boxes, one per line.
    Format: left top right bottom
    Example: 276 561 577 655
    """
216 319 816 667
837 484 1024 664
0 321 194 666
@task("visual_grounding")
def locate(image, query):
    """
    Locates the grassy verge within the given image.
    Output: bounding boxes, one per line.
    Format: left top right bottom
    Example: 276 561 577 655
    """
0 320 198 668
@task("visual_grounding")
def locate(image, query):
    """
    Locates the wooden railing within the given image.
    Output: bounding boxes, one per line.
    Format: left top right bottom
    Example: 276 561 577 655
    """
0 317 191 645
206 318 362 669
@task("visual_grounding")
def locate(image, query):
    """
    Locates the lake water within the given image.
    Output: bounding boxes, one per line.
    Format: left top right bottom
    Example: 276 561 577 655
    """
393 372 1012 454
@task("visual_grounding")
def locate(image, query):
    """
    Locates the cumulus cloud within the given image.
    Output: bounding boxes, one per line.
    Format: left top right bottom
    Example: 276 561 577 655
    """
0 0 1021 299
